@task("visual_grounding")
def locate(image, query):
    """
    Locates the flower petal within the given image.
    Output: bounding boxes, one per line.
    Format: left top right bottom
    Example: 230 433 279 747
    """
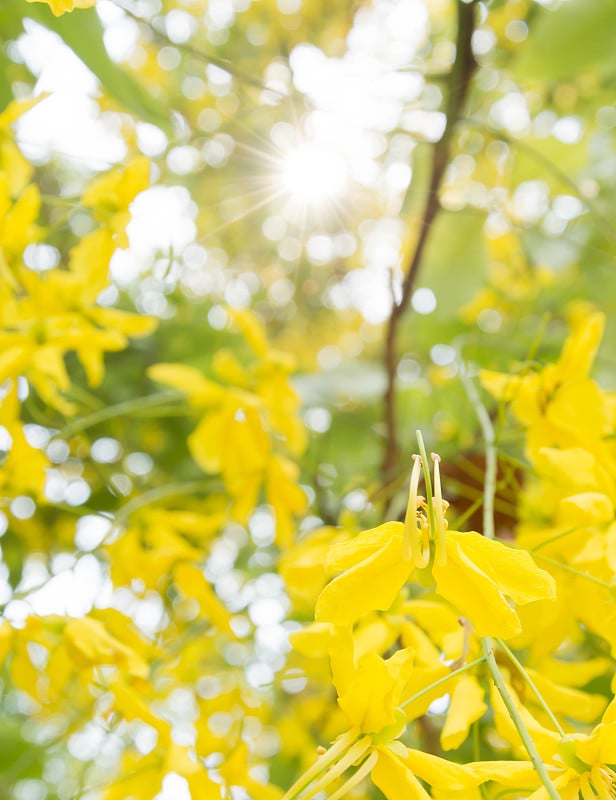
316 532 410 625
440 675 487 751
372 747 431 800
447 531 556 606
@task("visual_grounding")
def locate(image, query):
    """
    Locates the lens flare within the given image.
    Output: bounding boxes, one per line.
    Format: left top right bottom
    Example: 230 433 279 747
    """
280 145 349 206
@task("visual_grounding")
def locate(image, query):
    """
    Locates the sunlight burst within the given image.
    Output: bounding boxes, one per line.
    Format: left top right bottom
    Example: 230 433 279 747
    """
279 144 349 207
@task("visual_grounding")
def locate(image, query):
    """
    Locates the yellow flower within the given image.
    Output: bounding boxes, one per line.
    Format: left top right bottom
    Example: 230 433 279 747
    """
148 310 307 534
314 520 410 624
0 228 155 412
315 454 555 639
0 174 41 284
0 100 42 194
481 312 610 457
24 0 95 14
433 527 556 639
493 679 616 800
328 626 413 734
280 526 351 613
282 718 538 800
0 382 48 501
82 157 150 247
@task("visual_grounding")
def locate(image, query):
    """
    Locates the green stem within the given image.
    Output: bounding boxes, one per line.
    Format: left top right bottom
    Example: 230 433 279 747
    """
444 475 517 516
482 638 560 800
113 479 220 528
533 553 614 590
530 524 589 553
327 751 378 800
53 390 184 439
400 656 485 709
451 494 483 530
459 366 496 539
495 639 565 736
415 430 436 534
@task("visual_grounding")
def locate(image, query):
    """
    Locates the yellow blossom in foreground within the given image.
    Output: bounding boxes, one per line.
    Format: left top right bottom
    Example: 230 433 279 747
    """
282 724 539 800
315 455 555 638
492 677 616 800
328 626 413 734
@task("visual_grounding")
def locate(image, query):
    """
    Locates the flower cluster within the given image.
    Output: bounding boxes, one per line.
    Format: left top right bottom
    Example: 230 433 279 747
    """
281 313 616 800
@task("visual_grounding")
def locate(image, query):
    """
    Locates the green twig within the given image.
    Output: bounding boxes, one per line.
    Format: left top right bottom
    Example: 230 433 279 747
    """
451 493 484 530
495 639 565 736
462 352 561 798
400 656 486 709
112 479 220 529
459 365 496 539
530 524 599 553
53 390 183 439
110 0 287 97
381 0 478 479
482 638 560 800
534 553 614 590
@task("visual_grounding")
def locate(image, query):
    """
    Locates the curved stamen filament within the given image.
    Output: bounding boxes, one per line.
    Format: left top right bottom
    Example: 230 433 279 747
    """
431 453 448 566
592 763 616 799
297 736 372 800
280 728 359 800
326 751 379 800
403 455 423 563
420 518 431 567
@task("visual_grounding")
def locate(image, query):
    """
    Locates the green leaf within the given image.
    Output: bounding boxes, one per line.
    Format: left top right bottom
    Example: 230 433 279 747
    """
14 1 172 132
0 47 13 112
0 3 30 112
419 210 487 318
513 0 616 81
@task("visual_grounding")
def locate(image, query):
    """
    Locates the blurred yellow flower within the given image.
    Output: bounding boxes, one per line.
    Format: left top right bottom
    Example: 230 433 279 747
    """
24 0 95 15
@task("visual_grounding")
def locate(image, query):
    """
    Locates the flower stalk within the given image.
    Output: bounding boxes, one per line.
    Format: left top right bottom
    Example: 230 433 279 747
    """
482 640 560 800
495 639 565 737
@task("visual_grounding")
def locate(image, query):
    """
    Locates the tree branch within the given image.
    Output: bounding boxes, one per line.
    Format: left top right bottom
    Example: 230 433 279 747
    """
381 0 478 481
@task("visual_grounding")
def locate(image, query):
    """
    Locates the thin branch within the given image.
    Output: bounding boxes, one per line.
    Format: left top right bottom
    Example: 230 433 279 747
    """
382 0 479 480
52 390 183 439
463 119 616 244
400 655 486 709
110 0 288 98
112 478 220 530
459 329 561 799
495 639 565 737
482 638 561 800
459 364 496 539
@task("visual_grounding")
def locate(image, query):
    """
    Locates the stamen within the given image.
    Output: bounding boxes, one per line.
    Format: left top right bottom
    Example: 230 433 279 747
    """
579 773 596 800
448 617 472 670
279 728 359 800
593 763 616 799
297 736 372 800
327 751 379 800
431 453 448 566
420 518 431 567
403 455 423 563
